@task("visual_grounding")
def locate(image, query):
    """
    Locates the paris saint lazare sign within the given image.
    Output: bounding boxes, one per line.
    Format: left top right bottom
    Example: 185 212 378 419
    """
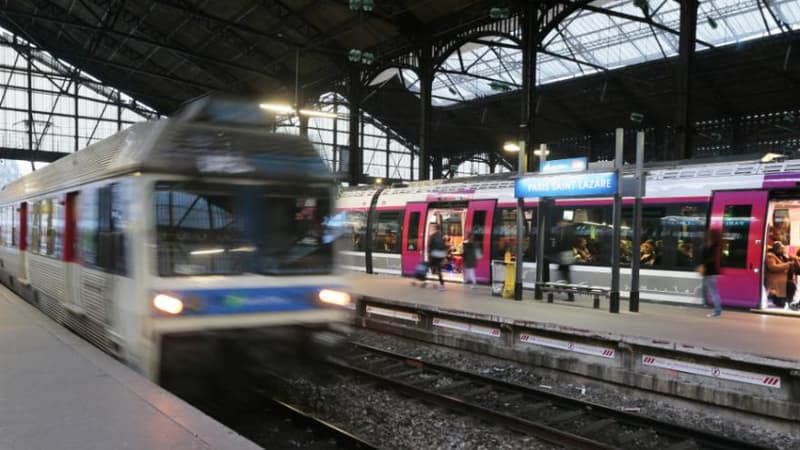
515 171 618 199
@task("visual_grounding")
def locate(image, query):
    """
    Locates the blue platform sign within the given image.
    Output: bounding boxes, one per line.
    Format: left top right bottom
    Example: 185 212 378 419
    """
515 171 618 198
540 157 588 174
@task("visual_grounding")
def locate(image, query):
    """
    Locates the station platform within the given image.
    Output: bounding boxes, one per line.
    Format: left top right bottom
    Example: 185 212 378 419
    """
346 273 800 421
0 285 261 450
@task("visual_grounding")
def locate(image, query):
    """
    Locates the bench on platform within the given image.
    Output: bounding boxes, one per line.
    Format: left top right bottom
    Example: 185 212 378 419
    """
537 282 610 308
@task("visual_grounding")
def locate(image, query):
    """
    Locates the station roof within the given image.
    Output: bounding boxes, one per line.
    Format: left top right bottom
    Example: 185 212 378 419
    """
1 1 798 163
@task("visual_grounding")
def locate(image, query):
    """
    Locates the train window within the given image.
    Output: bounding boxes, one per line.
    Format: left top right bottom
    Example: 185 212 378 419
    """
372 211 403 254
0 206 11 247
155 183 242 276
79 189 99 265
10 205 17 247
720 205 751 269
492 208 534 261
28 201 41 254
406 212 420 251
621 203 707 270
471 210 487 250
344 211 367 251
155 182 333 276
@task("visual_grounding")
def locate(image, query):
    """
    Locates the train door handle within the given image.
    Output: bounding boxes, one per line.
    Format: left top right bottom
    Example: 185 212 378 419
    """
750 263 759 274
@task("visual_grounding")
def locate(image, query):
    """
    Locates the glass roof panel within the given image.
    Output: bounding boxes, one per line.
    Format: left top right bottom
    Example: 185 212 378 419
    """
396 0 799 106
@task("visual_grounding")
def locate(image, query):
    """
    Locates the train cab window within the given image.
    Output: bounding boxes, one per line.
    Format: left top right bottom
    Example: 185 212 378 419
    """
155 182 333 276
372 211 403 254
720 205 752 269
80 184 127 274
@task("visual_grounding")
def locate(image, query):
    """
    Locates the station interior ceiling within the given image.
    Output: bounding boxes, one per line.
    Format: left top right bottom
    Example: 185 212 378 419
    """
0 0 798 168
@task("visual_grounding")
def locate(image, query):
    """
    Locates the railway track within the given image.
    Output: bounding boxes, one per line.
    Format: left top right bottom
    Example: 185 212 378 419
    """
232 397 378 450
329 342 769 450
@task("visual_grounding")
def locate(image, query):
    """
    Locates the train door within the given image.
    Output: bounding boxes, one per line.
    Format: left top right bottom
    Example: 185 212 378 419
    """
708 190 768 308
19 202 28 282
401 202 428 276
465 200 496 283
64 192 82 313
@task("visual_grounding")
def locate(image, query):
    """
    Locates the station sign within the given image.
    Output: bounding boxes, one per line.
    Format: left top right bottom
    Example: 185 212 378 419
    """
515 171 618 198
540 157 588 174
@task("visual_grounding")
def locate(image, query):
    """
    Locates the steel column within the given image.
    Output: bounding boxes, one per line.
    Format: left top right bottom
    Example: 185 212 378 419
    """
419 41 433 181
675 0 698 160
630 131 645 313
348 68 362 186
609 128 624 313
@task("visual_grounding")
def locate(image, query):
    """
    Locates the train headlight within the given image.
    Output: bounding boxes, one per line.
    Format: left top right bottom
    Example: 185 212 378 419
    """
319 289 351 306
153 294 184 315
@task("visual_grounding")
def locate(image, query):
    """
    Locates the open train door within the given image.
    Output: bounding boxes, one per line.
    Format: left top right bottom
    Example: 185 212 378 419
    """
401 202 428 277
708 190 768 308
465 199 496 283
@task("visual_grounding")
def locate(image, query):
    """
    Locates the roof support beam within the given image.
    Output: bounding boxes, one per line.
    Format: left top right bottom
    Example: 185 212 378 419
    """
581 3 715 49
674 0 698 160
0 147 69 162
419 39 434 181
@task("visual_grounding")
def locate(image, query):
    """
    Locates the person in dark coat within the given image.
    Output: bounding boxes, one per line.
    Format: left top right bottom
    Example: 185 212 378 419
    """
462 233 478 288
427 224 447 291
700 229 722 317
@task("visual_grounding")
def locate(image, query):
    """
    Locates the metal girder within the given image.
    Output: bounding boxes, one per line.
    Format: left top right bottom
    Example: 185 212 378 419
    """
0 147 69 162
82 0 241 88
0 2 203 107
152 0 297 90
0 8 276 80
581 3 715 49
0 35 159 118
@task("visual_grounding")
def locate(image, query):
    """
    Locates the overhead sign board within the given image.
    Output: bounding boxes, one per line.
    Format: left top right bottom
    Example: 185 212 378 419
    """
515 171 618 198
540 157 588 174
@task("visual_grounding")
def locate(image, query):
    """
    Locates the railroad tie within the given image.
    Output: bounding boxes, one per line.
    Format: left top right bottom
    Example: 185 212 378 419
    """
544 409 585 425
580 417 616 434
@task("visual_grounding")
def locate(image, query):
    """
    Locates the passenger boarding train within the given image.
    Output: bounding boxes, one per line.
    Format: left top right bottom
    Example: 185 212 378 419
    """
0 97 351 384
336 158 800 309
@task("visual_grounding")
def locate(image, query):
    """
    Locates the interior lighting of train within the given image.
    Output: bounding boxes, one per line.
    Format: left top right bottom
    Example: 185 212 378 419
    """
189 248 226 255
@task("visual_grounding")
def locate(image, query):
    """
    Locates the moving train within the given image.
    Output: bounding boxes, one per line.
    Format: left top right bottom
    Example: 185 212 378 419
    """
0 97 351 386
336 157 800 309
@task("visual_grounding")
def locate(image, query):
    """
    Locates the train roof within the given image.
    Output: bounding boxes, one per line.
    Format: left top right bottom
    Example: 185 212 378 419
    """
338 155 800 209
1 98 332 200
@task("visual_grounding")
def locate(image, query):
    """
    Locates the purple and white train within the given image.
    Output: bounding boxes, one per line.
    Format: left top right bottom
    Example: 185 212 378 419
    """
335 158 800 309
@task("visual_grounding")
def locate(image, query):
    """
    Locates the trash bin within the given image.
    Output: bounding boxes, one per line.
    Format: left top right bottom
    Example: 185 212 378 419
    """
502 261 516 298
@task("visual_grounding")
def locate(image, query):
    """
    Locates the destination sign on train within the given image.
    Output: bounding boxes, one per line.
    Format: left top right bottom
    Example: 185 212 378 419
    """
540 157 588 174
515 171 618 198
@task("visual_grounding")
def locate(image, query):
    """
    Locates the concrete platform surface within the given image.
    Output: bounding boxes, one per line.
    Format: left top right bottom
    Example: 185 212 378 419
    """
0 285 261 450
347 273 800 367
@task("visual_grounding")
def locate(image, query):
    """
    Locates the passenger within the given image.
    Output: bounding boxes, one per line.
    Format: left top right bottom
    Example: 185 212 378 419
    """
640 242 656 266
573 238 593 263
765 241 795 308
700 229 723 318
462 233 478 289
428 224 447 291
383 230 397 252
790 250 800 310
677 242 694 266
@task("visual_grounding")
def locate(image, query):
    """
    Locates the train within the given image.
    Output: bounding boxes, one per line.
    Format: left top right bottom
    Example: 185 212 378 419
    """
0 97 352 389
335 157 800 310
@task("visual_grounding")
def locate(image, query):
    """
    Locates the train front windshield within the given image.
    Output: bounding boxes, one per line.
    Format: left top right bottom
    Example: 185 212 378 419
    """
154 181 333 276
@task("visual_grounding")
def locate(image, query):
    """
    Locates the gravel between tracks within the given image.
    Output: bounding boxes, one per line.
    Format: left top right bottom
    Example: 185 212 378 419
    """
277 374 557 450
351 329 798 450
